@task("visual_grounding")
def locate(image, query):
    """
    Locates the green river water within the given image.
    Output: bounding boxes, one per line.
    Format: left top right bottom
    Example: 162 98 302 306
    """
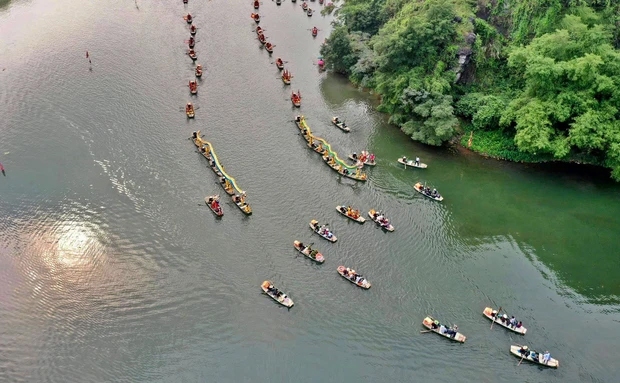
0 0 619 382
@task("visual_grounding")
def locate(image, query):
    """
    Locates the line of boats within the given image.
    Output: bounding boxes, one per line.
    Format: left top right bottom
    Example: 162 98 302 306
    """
192 131 252 216
295 116 368 181
182 10 202 119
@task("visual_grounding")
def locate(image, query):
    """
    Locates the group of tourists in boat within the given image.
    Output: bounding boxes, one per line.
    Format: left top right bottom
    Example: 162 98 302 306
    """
251 12 260 23
337 205 364 223
205 195 223 217
188 80 198 94
185 102 195 118
337 266 371 289
281 69 292 85
413 182 443 201
331 116 350 132
195 64 203 77
350 151 375 166
293 240 325 263
310 220 337 242
275 57 284 70
261 281 294 307
424 317 465 342
369 209 394 231
512 345 557 367
398 155 428 169
311 27 318 37
291 90 301 107
253 0 259 9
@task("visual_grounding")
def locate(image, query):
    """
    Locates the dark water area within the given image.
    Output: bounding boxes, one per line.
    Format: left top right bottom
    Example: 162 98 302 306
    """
1 1 619 382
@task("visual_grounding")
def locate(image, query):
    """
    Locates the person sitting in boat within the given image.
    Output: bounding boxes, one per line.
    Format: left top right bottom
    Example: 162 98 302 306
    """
518 345 529 355
310 249 318 258
369 153 375 162
445 325 458 338
431 189 438 197
431 320 439 330
401 156 407 163
516 321 523 328
351 152 357 159
414 157 420 166
439 324 447 334
509 316 517 327
501 313 508 323
343 168 350 175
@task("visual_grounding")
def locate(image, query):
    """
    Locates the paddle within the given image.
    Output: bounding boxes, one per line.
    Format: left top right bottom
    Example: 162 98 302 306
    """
490 306 502 330
518 354 526 366
420 330 433 333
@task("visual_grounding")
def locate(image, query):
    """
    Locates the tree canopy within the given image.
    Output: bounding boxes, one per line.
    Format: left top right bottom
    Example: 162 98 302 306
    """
321 0 620 179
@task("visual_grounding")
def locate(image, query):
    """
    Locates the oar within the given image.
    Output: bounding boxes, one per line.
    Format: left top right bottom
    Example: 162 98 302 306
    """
490 306 502 330
518 354 526 366
420 330 433 333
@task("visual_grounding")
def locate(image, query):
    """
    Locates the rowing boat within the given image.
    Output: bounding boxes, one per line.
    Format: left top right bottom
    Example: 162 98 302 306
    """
232 194 252 215
251 13 260 23
413 182 443 201
483 307 527 335
256 26 263 35
293 240 325 263
265 42 274 53
261 281 294 308
336 206 365 223
185 103 195 118
281 69 291 85
422 316 466 343
309 220 337 242
510 345 559 368
188 49 197 61
205 195 223 217
337 266 371 289
253 0 259 9
331 117 350 132
275 57 284 70
368 209 395 231
195 64 203 77
397 157 428 169
190 25 197 36
189 80 198 95
307 8 313 16
291 91 301 107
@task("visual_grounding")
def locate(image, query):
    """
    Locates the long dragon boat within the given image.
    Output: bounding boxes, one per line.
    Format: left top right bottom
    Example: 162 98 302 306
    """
293 116 367 181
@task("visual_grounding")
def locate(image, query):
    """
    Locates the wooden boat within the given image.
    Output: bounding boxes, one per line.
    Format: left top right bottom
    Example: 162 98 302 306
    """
422 316 466 343
276 0 282 4
336 206 365 223
291 91 301 107
188 37 195 48
319 0 324 4
219 177 235 195
309 220 337 242
195 64 203 77
293 240 325 263
253 0 259 9
205 195 223 217
275 57 284 70
483 307 527 335
307 8 313 16
258 33 266 45
281 69 291 85
251 13 260 23
397 156 428 169
348 152 376 166
311 27 318 37
301 2 308 10
185 14 193 24
413 182 443 201
189 80 198 95
185 103 195 118
190 25 197 36
255 26 263 36
337 266 371 289
510 345 559 368
331 117 350 132
261 281 294 308
188 49 197 61
265 42 274 53
368 209 394 231
232 194 252 215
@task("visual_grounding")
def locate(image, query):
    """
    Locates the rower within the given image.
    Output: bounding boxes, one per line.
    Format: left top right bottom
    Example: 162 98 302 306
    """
519 345 529 355
401 156 407 163
352 152 357 159
542 351 551 364
491 309 498 318
415 157 420 166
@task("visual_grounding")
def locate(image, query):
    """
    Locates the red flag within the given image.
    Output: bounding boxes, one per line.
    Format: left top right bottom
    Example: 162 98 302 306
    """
86 51 89 58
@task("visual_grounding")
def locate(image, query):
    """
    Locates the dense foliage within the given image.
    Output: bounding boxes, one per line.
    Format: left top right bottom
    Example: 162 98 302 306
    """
321 0 620 179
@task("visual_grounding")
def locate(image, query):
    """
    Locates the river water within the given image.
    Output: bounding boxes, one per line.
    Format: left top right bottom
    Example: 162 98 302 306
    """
1 0 619 382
